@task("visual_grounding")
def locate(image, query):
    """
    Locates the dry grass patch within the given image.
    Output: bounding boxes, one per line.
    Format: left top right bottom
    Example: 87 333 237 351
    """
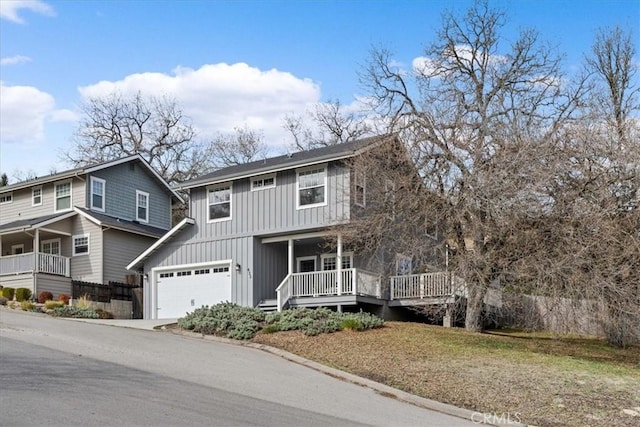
252 321 639 427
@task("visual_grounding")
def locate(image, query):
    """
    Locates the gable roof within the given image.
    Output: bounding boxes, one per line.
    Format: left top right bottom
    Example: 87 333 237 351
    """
178 134 393 190
126 217 195 271
1 154 183 203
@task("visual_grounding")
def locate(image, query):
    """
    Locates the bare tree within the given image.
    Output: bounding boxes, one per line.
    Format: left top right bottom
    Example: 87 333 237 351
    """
66 92 212 185
357 1 585 332
284 99 372 151
207 126 268 168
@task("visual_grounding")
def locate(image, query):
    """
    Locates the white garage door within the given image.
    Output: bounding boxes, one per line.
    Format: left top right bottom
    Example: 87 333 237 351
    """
156 264 231 319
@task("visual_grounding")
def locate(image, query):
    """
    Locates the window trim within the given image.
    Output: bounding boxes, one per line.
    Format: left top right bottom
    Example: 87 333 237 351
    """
136 190 149 223
41 238 61 256
11 244 24 255
72 234 90 256
32 186 42 206
296 164 328 210
251 173 276 191
207 183 232 223
54 180 72 213
0 192 13 205
321 252 354 271
296 256 317 273
354 169 366 207
90 176 106 212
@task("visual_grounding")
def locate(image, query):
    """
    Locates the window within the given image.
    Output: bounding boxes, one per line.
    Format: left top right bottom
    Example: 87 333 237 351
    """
251 174 276 191
55 181 72 212
11 244 24 255
73 234 89 256
297 166 326 208
41 239 61 256
90 177 105 212
0 193 13 204
159 272 174 278
176 270 192 277
354 169 366 207
32 186 42 206
194 269 210 275
208 184 232 221
321 253 353 271
297 256 316 273
136 190 149 223
212 266 230 273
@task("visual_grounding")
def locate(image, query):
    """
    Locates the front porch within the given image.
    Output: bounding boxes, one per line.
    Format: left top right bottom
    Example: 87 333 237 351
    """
0 252 70 278
276 268 383 311
388 272 465 306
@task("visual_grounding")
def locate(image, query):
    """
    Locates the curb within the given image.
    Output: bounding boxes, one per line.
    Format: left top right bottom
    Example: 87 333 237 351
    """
166 327 529 427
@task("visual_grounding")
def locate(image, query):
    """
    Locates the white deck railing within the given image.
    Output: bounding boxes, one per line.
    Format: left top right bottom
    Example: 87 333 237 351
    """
390 272 453 300
276 268 381 311
0 252 70 277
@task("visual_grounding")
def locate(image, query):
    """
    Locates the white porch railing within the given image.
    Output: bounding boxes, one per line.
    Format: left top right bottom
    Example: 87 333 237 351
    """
0 252 70 277
390 272 453 300
276 268 381 311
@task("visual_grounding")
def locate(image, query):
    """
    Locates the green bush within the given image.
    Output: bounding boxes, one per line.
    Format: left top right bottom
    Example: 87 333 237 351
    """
16 288 32 302
51 306 99 319
178 302 265 339
44 300 65 310
2 287 15 301
20 300 38 311
37 291 54 304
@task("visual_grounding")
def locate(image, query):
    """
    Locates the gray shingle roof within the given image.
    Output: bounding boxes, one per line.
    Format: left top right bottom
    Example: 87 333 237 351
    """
0 212 75 232
75 207 167 238
178 134 390 189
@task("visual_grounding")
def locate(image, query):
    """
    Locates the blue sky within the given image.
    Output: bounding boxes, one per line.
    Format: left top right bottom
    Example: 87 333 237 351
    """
1 0 638 179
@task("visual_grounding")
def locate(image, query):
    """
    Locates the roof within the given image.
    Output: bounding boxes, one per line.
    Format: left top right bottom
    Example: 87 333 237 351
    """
126 217 195 270
0 211 77 234
74 207 168 238
178 134 392 190
1 154 183 204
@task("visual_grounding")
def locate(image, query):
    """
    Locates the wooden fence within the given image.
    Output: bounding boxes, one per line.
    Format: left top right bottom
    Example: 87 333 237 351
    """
72 280 143 319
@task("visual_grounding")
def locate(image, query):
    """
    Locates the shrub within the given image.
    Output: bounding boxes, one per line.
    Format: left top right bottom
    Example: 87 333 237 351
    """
21 300 37 311
37 291 54 304
178 302 265 340
15 288 32 302
74 294 93 309
2 287 15 301
95 308 114 319
51 306 99 319
44 300 65 310
0 297 8 306
57 294 71 305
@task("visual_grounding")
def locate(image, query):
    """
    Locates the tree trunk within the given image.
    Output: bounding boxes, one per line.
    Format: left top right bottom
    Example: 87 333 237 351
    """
465 282 487 332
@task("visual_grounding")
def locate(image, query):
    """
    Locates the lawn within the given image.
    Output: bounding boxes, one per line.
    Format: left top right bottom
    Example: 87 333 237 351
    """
251 321 640 427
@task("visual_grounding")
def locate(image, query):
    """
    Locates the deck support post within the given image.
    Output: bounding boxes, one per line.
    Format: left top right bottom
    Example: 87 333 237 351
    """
34 229 40 299
287 239 294 275
443 305 454 328
337 304 342 313
336 233 343 295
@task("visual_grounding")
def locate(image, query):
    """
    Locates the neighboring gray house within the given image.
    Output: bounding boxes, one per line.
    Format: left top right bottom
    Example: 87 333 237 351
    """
128 135 458 320
0 155 182 298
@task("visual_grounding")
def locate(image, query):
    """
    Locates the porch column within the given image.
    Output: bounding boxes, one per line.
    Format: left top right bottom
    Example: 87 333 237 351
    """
287 239 294 275
336 234 342 295
34 229 40 299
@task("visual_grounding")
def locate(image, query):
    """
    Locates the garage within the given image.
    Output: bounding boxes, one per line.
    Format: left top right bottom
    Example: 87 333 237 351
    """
155 263 231 319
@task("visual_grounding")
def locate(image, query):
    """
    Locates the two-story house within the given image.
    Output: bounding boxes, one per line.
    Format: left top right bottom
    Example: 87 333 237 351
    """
0 155 182 299
127 136 405 319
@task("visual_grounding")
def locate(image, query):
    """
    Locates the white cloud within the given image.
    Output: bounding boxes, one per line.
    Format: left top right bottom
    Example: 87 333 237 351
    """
78 62 322 147
1 55 32 66
0 0 54 23
0 82 76 144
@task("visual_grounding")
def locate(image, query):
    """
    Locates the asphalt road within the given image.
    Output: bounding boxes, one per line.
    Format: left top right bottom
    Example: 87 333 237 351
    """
0 309 475 426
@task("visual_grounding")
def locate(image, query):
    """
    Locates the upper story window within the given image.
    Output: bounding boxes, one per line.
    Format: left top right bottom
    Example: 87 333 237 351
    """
90 177 106 212
297 166 327 209
72 234 90 256
55 181 72 212
208 184 232 222
136 190 149 223
251 174 276 191
0 192 13 204
41 238 61 256
354 169 366 207
32 187 42 206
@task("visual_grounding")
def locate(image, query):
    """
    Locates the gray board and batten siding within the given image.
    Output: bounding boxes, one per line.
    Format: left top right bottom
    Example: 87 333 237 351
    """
87 161 172 230
143 161 352 307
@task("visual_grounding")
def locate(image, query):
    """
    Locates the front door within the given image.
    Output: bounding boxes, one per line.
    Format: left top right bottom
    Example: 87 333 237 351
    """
41 239 61 256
